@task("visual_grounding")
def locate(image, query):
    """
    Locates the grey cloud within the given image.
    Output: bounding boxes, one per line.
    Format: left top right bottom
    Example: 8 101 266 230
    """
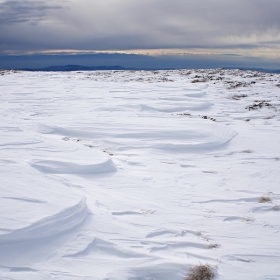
1 0 280 53
0 0 63 25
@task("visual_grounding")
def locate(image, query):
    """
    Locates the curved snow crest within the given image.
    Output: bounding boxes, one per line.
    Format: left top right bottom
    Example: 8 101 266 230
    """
0 198 88 245
140 102 212 113
184 92 207 98
64 238 146 259
157 124 237 153
30 158 117 174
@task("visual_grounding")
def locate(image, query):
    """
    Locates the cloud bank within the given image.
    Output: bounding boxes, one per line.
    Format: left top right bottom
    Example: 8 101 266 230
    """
0 0 280 59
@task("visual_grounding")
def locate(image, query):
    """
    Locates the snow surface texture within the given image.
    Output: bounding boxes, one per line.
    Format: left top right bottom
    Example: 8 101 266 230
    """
0 69 280 279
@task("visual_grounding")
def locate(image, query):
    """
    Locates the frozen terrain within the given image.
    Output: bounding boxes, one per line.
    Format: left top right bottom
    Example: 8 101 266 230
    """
0 69 280 279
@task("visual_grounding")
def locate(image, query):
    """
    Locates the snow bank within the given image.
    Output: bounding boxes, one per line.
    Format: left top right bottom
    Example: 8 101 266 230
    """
0 69 280 279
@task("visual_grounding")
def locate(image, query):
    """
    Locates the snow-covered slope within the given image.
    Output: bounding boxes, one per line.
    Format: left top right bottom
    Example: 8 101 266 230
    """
0 69 280 279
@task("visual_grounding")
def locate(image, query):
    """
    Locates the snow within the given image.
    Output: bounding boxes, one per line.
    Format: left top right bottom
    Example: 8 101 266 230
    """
0 69 280 279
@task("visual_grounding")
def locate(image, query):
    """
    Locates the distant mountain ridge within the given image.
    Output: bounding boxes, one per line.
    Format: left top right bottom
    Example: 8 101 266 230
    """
20 65 134 71
224 67 280 74
18 64 280 74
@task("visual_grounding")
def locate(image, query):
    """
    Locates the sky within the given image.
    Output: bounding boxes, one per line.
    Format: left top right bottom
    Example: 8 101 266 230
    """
1 0 280 69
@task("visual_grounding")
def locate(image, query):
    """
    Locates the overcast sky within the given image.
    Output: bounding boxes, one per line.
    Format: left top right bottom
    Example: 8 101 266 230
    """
1 0 280 68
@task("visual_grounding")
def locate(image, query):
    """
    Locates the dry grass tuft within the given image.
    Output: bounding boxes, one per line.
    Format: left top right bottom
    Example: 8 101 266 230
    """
208 243 220 249
243 216 255 223
259 196 272 203
185 264 217 280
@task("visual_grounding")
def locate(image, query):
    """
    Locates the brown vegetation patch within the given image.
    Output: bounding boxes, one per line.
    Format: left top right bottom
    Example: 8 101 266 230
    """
185 264 217 280
201 116 216 121
246 101 274 111
208 243 221 249
232 94 247 100
259 196 272 203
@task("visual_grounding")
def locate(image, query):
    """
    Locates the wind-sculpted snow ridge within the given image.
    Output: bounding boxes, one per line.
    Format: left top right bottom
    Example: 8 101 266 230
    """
112 124 237 153
156 124 237 152
1 69 280 279
140 102 212 112
0 198 88 245
31 158 116 174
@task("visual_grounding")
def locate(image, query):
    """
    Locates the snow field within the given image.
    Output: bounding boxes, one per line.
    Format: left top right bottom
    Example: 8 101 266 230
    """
0 69 280 279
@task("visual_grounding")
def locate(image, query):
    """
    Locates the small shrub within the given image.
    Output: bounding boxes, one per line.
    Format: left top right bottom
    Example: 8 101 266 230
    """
185 264 217 280
201 116 216 122
232 94 247 100
242 149 253 153
259 196 272 203
208 243 220 249
243 217 255 222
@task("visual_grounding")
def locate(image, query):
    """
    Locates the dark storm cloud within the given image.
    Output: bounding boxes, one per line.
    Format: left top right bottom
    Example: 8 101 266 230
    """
1 0 280 53
0 0 62 25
